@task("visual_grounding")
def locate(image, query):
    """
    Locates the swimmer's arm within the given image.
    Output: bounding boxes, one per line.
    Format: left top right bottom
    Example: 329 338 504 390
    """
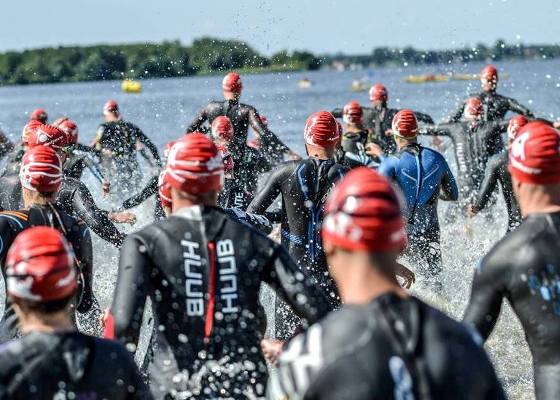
505 96 534 119
74 225 95 313
112 235 151 353
247 164 287 214
136 130 162 166
122 177 158 210
413 111 434 124
463 257 505 341
264 245 333 325
186 106 208 134
71 183 125 247
440 160 459 201
418 123 452 137
444 100 466 123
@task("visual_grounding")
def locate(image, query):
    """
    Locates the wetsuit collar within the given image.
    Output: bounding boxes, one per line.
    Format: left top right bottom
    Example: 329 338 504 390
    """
173 205 203 221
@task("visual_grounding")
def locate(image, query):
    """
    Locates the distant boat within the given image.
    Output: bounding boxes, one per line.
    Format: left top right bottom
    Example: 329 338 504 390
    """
122 80 142 93
404 74 449 84
298 78 312 89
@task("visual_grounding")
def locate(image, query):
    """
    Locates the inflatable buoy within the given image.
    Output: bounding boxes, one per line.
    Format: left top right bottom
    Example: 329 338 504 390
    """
121 80 142 93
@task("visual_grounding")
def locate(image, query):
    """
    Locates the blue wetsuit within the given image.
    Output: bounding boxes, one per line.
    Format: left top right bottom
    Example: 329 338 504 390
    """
248 157 348 338
379 143 458 286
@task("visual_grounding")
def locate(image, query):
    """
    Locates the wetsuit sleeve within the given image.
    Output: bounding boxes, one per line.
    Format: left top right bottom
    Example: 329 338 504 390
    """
0 217 17 265
463 256 506 341
74 143 101 157
71 183 125 247
74 224 95 313
264 245 333 324
247 164 290 214
95 125 106 150
186 106 208 133
136 130 162 167
112 234 152 352
413 111 434 124
82 156 105 183
505 96 534 118
445 100 466 123
122 176 158 210
0 132 14 159
248 108 291 155
331 108 343 118
473 157 500 211
440 159 459 201
378 157 397 179
418 124 452 137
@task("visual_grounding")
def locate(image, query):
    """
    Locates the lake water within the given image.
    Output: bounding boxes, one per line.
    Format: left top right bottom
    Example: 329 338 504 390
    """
2 58 560 399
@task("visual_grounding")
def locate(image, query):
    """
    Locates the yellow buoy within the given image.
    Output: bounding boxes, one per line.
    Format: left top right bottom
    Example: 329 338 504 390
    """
121 80 142 93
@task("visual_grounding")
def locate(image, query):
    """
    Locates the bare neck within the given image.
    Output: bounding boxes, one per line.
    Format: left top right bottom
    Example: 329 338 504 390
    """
338 258 407 305
22 190 56 209
18 311 75 335
519 187 560 217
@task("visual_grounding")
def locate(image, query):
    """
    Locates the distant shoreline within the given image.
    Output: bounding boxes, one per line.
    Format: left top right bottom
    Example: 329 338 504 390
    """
0 37 558 87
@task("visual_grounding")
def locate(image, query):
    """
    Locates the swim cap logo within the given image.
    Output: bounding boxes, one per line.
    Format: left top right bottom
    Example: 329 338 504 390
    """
511 131 530 161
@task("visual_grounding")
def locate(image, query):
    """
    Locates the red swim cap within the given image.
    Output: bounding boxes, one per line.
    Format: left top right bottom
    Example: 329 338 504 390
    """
27 124 68 149
20 146 63 193
211 116 234 142
6 226 77 302
53 117 79 145
481 64 498 82
509 122 560 185
304 111 341 149
21 120 43 144
30 109 48 123
322 167 407 252
507 115 529 141
392 109 418 138
343 101 363 125
166 133 224 194
463 97 483 120
369 84 388 102
158 171 172 209
222 72 243 93
103 100 119 115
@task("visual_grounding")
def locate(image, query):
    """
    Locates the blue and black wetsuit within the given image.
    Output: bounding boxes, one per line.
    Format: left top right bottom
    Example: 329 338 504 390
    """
248 157 347 337
379 143 458 287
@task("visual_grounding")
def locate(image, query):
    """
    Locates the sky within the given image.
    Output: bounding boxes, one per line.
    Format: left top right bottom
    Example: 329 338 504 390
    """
1 0 560 55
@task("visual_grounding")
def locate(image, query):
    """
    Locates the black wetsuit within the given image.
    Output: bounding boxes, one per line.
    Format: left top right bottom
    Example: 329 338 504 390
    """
0 205 97 342
2 142 23 177
248 158 347 338
420 121 507 202
96 120 161 196
218 178 253 210
0 175 124 247
64 143 105 183
121 176 166 220
187 100 289 176
0 331 151 400
271 292 505 400
464 212 560 400
335 130 378 169
332 105 434 154
472 152 521 232
111 205 332 399
447 90 534 122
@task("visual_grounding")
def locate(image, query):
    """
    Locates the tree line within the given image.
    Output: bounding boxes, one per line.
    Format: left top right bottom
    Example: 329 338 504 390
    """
0 37 321 85
326 39 560 68
0 38 558 86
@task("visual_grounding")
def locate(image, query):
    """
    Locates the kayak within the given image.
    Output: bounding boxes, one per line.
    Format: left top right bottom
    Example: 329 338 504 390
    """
298 79 312 89
122 80 142 93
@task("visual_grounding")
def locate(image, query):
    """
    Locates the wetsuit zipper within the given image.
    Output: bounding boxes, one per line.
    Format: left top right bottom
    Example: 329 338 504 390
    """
205 241 217 339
